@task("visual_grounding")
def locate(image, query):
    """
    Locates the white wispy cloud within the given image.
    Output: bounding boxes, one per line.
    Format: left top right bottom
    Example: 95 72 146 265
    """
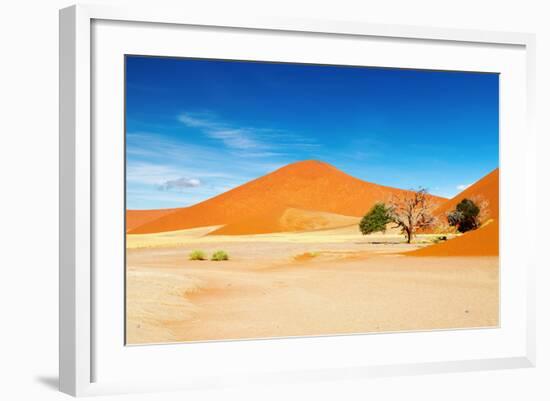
126 160 243 187
126 162 182 186
456 183 472 191
177 113 216 129
178 112 264 150
127 132 227 164
177 111 318 154
126 133 280 179
126 113 319 208
206 129 261 150
126 161 243 208
158 177 201 191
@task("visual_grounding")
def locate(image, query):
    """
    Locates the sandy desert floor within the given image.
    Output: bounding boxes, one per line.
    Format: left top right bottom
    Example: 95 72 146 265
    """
126 226 499 344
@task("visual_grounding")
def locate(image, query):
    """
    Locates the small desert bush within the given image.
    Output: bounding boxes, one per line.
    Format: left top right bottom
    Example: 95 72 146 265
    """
189 250 207 261
430 235 448 244
211 250 229 261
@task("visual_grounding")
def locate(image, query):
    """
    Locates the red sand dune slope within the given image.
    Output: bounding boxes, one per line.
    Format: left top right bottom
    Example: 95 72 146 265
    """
126 208 176 232
408 220 499 256
433 168 499 222
209 207 360 235
409 168 499 256
128 160 446 235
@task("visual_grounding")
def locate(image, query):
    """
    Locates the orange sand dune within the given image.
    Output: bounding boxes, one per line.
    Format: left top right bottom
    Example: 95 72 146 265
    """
128 160 447 234
126 208 176 232
412 168 499 256
408 219 499 256
434 168 499 222
209 207 360 235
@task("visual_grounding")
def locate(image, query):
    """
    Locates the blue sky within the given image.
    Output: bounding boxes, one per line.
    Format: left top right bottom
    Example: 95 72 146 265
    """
126 56 499 210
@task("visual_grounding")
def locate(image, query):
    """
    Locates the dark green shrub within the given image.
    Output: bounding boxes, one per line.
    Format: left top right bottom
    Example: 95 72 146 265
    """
447 198 481 233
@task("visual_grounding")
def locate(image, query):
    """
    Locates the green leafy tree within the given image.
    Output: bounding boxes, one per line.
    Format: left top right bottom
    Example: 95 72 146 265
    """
447 198 481 233
359 203 392 235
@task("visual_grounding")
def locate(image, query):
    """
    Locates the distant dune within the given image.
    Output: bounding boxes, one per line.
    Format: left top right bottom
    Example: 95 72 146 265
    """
433 168 499 223
126 208 176 232
410 168 499 256
127 160 447 234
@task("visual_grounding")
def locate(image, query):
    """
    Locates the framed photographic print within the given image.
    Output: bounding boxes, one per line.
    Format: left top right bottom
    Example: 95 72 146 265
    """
125 56 500 345
60 4 536 397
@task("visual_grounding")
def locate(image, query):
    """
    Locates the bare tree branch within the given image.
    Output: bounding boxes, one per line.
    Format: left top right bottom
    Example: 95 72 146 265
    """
388 188 437 243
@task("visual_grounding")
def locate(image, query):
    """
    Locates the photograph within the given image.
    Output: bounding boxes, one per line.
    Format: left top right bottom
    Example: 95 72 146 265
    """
124 55 499 345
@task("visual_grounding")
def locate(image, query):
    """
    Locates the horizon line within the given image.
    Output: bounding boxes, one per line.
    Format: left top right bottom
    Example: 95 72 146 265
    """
126 159 498 211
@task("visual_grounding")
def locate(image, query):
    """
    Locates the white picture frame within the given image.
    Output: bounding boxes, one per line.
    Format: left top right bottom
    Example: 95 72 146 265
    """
59 4 536 397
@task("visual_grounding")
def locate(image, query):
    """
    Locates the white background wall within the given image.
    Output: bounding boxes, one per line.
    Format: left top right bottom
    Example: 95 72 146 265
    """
0 0 547 399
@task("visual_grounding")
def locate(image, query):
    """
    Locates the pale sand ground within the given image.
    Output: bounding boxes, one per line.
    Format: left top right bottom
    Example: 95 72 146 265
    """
126 226 498 344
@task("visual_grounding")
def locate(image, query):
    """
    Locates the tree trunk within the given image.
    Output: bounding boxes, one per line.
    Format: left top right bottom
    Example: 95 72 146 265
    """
406 229 412 244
